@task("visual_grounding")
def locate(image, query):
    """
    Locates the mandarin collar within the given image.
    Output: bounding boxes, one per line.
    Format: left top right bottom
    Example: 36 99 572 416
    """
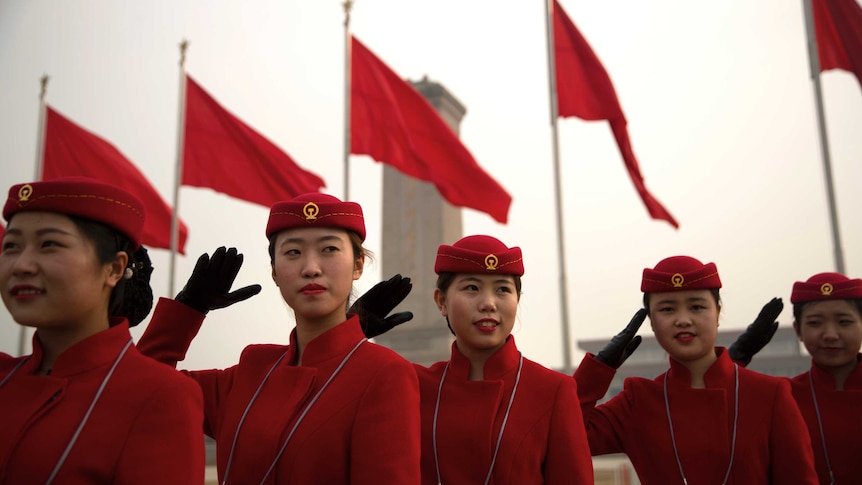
666 346 735 387
810 353 862 390
447 336 520 381
285 314 365 366
28 318 132 377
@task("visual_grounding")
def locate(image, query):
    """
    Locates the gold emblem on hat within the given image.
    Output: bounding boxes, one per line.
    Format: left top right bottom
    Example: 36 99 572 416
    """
303 202 319 221
18 184 33 202
484 254 499 271
671 273 685 288
820 283 833 296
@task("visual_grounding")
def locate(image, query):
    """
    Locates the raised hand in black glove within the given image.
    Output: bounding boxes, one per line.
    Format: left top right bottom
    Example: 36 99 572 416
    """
595 308 648 369
349 274 414 339
728 297 783 366
175 246 262 314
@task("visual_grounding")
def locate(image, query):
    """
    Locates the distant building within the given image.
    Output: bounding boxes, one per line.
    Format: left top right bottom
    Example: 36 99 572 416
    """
373 77 464 366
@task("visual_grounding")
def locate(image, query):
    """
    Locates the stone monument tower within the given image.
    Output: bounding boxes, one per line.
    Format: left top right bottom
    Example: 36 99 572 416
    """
374 76 464 366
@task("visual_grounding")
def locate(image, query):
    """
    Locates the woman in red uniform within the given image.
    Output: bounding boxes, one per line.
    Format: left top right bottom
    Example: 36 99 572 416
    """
0 177 204 484
784 272 862 484
575 255 817 484
137 192 421 485
413 235 593 484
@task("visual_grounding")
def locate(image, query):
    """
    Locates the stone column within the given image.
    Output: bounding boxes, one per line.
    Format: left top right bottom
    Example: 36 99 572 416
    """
374 76 465 366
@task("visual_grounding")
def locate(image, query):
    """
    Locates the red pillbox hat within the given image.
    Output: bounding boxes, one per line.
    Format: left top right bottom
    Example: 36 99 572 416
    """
3 177 145 249
790 272 862 303
641 255 721 292
435 235 524 276
266 193 365 241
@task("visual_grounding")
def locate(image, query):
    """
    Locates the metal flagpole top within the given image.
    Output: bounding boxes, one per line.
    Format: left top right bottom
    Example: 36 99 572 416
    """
39 74 49 100
343 0 354 25
179 39 189 67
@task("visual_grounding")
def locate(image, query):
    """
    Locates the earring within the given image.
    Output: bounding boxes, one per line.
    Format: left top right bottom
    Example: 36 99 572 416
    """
123 267 134 280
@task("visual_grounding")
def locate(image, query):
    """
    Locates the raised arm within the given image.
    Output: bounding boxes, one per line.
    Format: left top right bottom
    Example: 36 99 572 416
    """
727 297 783 366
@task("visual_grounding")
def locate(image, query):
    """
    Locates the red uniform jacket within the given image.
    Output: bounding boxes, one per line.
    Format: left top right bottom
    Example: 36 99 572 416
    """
575 347 818 484
415 338 593 485
789 355 862 485
139 297 421 485
0 320 205 485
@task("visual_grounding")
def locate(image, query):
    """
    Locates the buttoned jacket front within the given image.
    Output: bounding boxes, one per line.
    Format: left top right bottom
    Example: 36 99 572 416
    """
575 348 818 484
0 321 205 485
415 337 593 485
139 298 421 485
789 355 862 485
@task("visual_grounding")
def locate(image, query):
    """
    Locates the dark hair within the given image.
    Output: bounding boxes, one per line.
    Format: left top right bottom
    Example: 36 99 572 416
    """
70 216 154 326
435 272 523 294
643 288 722 312
792 299 862 322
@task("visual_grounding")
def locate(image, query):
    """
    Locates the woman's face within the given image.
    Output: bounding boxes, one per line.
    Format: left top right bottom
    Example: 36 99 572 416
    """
271 226 363 327
648 289 719 364
0 211 123 331
434 273 519 357
795 300 862 373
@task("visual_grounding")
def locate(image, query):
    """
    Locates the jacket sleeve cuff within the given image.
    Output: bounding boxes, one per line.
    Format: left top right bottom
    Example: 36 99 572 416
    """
573 353 617 404
136 297 206 366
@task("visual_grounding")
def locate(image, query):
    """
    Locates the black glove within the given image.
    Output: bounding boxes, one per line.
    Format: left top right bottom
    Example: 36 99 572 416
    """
595 308 647 369
175 246 262 314
349 274 414 339
728 297 783 366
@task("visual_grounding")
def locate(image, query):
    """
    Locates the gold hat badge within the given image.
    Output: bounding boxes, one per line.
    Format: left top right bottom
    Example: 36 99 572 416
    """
303 202 319 221
18 184 33 203
484 254 499 271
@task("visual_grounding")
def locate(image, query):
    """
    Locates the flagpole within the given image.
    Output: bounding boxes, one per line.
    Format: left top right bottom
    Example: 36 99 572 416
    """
19 75 50 356
169 39 189 297
544 0 573 374
34 75 49 181
801 0 846 274
343 0 353 201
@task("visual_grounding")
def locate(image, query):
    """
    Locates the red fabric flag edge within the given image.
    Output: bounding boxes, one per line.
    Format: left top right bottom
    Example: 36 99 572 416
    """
349 36 512 224
552 0 678 228
813 0 862 90
182 76 326 207
42 106 188 253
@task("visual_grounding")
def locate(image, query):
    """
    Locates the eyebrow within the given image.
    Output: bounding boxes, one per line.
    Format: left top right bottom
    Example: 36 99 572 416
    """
654 296 709 306
279 234 346 246
3 227 75 237
456 275 514 285
804 311 857 318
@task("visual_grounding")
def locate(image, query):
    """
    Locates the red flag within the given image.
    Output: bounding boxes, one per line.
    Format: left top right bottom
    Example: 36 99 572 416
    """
350 36 512 224
43 106 188 253
552 0 678 228
813 0 862 89
183 76 326 207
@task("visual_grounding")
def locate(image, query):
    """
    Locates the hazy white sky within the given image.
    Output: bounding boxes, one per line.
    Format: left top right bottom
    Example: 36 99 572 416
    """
1 0 860 371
